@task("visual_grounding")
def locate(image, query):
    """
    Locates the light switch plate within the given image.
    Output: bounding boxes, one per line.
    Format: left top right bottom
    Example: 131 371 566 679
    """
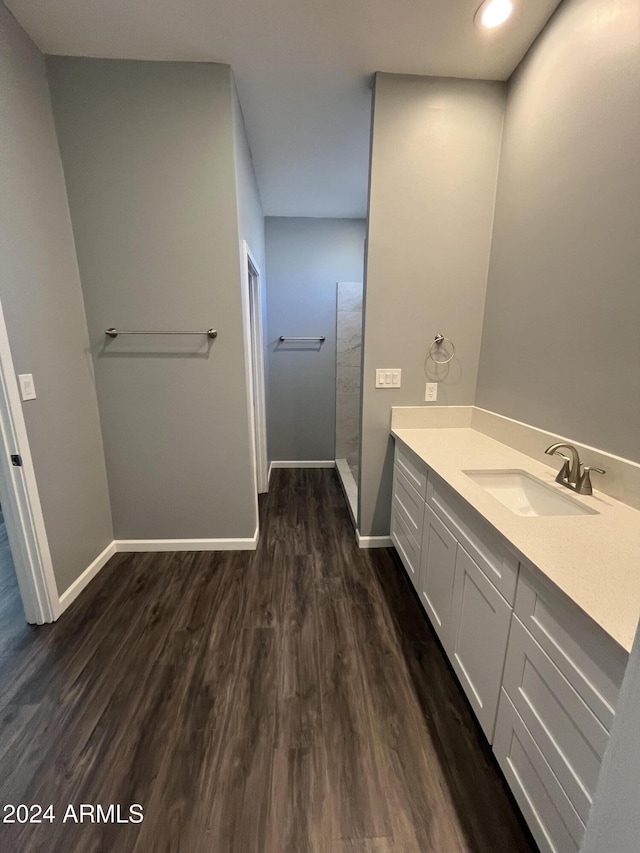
18 373 36 401
376 369 401 389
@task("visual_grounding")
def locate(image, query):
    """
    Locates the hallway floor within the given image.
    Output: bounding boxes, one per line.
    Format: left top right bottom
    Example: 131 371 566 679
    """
0 470 535 852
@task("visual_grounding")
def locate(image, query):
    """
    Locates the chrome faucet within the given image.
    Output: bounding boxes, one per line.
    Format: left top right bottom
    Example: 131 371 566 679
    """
545 443 606 496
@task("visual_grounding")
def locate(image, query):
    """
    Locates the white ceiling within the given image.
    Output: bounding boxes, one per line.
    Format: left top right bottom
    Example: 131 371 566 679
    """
7 0 563 218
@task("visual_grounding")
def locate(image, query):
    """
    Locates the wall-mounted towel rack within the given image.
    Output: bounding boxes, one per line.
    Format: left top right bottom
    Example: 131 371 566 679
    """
279 336 325 342
105 327 217 339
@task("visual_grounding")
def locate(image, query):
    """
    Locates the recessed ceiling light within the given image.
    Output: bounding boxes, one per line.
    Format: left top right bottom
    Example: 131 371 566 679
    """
475 0 514 29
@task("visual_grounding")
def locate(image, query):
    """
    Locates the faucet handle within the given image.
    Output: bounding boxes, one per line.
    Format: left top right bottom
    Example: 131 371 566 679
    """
554 453 571 483
576 466 606 496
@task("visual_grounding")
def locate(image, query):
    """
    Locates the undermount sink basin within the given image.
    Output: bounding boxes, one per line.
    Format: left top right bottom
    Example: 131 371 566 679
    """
463 469 598 517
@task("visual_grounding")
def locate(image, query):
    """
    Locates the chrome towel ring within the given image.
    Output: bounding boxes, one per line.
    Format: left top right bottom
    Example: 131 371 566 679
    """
429 334 455 365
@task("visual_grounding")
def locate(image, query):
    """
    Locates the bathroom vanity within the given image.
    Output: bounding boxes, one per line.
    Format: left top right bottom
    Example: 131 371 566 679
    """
390 426 639 853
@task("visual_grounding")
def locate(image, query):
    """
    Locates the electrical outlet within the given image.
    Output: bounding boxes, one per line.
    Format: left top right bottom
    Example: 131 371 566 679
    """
425 382 438 402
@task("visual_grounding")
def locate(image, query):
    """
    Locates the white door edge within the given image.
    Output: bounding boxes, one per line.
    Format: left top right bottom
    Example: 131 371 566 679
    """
241 240 269 496
0 299 58 623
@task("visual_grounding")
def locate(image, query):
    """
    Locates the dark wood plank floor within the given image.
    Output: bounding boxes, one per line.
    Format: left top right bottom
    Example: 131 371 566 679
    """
0 470 536 852
0 511 27 659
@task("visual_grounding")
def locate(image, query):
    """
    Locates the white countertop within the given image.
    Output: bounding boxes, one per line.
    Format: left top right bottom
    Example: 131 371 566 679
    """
392 427 640 653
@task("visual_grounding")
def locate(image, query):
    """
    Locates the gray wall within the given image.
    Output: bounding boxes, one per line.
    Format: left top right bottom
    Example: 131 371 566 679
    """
231 75 268 438
232 74 266 289
0 3 113 594
47 57 257 540
476 0 640 463
361 73 505 536
487 1 640 847
265 217 366 462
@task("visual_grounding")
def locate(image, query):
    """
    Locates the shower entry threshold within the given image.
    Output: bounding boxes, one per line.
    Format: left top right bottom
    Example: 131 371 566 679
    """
335 458 358 529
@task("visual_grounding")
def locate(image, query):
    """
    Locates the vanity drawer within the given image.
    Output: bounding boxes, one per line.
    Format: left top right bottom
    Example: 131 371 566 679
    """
394 442 428 499
502 616 609 826
390 501 422 590
493 689 584 853
427 476 518 604
392 467 425 544
514 565 627 732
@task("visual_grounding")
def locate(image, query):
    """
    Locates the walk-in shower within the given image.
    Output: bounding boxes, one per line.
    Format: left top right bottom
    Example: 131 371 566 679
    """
335 281 363 523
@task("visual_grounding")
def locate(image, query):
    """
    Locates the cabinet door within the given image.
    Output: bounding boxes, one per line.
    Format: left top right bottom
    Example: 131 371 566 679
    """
449 546 512 741
418 504 457 651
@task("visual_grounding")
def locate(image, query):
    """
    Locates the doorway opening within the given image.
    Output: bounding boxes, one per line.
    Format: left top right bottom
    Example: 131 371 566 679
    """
0 497 24 652
0 299 58 630
241 242 268 502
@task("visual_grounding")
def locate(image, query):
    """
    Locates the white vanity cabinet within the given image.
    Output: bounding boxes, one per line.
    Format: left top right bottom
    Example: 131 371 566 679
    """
391 442 517 739
389 436 629 853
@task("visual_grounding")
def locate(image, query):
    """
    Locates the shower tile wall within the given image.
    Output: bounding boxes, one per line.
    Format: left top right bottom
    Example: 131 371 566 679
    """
336 282 363 479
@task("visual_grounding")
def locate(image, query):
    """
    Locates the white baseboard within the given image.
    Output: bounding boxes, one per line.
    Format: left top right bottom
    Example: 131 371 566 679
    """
58 540 117 612
270 460 336 469
356 532 393 549
113 531 259 552
57 529 259 614
268 461 273 483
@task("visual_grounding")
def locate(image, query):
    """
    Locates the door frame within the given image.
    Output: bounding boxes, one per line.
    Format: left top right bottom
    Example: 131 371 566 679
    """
0 299 58 624
241 240 269 496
